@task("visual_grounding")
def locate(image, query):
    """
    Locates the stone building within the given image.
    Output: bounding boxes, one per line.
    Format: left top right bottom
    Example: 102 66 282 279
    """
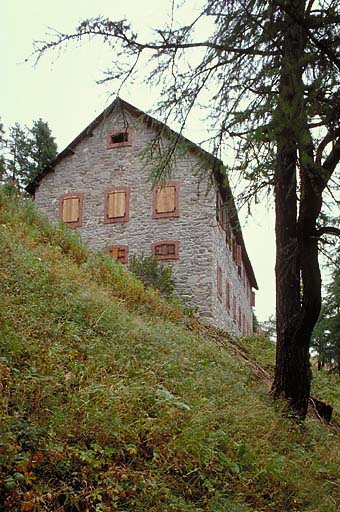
27 98 258 335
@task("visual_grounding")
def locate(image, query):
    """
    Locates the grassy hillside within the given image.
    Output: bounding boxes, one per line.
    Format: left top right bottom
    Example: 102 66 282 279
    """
1 188 340 512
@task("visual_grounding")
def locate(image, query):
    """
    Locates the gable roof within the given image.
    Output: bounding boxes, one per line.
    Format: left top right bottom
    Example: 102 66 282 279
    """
26 97 258 290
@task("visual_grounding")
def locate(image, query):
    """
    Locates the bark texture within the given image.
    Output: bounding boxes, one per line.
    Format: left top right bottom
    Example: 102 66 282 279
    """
271 0 321 419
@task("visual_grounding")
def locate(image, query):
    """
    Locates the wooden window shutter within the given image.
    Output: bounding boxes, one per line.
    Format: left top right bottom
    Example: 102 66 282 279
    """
236 244 242 266
104 187 130 223
152 240 179 260
108 191 126 218
63 197 80 223
232 238 237 262
152 181 180 219
156 185 176 214
225 280 230 310
216 192 222 223
217 264 222 300
60 193 83 227
108 245 128 264
251 291 256 307
233 295 237 321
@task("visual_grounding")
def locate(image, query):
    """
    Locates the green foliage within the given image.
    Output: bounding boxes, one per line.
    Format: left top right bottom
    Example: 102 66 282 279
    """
128 254 175 297
26 119 58 184
312 252 340 373
0 188 340 511
0 118 57 188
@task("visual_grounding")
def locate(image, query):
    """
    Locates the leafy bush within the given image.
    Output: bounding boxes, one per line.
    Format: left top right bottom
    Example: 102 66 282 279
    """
128 254 175 298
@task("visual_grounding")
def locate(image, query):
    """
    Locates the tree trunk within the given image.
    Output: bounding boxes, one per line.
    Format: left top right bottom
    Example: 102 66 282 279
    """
271 0 312 419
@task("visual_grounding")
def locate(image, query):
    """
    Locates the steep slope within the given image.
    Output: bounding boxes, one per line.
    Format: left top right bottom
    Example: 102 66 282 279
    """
0 189 339 512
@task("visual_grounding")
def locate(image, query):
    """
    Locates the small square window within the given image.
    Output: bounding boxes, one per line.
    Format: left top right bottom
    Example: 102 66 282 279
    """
152 240 179 260
107 245 128 264
152 181 180 219
107 128 132 149
59 193 84 228
104 187 130 224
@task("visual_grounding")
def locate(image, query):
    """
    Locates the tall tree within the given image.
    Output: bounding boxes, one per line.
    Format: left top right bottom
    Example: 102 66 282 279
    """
5 123 31 187
26 119 58 185
0 120 57 188
36 0 340 418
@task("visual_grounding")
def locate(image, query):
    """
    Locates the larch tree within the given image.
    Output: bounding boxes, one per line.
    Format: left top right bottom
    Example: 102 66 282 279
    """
35 0 340 419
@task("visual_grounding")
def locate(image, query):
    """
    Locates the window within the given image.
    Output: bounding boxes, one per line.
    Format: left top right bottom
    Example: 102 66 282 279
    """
233 295 237 321
216 192 228 229
107 245 128 264
217 264 222 301
251 291 256 307
59 193 84 228
152 181 180 219
232 238 237 263
152 240 179 261
226 224 232 249
104 187 130 224
236 244 242 267
225 280 231 311
106 128 132 149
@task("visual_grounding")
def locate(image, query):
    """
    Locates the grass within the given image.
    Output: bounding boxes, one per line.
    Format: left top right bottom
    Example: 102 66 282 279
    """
0 188 340 511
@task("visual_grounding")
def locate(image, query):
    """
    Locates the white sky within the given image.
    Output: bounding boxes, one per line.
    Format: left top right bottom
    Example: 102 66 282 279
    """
1 0 276 322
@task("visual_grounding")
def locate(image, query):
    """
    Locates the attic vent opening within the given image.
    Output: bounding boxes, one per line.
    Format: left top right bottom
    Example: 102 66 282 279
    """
106 129 131 148
111 131 128 144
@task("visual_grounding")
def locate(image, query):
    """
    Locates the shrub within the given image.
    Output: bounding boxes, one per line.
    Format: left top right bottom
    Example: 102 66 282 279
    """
128 254 175 298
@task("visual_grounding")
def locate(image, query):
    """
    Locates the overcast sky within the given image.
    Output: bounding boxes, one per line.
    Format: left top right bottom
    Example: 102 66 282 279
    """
1 0 276 322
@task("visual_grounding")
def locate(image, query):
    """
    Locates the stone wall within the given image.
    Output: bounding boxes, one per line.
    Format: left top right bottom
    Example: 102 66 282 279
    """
34 105 253 333
211 223 254 335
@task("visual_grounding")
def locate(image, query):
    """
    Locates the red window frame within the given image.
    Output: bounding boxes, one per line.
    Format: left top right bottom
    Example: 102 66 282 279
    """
107 245 129 264
106 128 132 149
104 187 130 224
233 295 237 321
59 192 84 228
152 180 180 219
152 240 179 261
225 280 231 311
217 264 222 301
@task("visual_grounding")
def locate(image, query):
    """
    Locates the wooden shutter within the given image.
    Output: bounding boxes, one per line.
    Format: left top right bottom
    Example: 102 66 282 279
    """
108 245 128 264
236 244 242 266
233 295 237 321
62 197 80 223
226 280 230 310
60 194 84 227
152 240 179 260
156 185 176 214
104 188 129 223
251 291 256 307
153 181 180 219
217 265 222 299
107 191 126 219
